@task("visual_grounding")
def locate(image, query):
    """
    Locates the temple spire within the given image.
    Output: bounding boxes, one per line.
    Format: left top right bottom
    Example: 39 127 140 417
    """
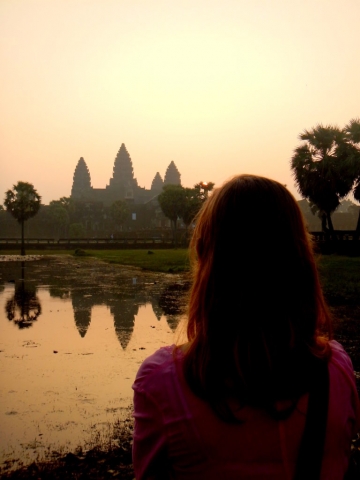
151 172 164 192
109 143 135 187
71 157 92 198
164 161 181 186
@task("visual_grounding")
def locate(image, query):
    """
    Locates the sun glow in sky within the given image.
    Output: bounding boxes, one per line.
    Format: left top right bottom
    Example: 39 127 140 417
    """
1 0 360 204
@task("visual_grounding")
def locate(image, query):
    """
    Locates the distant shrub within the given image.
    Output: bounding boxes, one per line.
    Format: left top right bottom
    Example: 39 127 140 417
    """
74 248 88 256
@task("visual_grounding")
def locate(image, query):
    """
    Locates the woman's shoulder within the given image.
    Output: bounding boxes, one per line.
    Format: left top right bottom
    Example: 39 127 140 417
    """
328 339 358 399
328 340 360 432
328 339 354 373
133 345 179 392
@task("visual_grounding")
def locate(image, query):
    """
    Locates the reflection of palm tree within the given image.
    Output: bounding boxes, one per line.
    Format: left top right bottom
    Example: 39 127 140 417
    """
5 263 41 329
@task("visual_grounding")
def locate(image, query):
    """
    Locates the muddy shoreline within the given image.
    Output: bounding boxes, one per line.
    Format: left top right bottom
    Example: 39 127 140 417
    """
0 410 135 479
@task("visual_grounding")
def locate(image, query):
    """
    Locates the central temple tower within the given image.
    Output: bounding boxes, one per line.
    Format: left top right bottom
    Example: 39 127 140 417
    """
70 143 182 206
107 143 138 199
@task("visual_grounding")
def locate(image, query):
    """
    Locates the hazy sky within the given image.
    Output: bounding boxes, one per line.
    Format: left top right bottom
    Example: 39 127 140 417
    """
1 0 360 205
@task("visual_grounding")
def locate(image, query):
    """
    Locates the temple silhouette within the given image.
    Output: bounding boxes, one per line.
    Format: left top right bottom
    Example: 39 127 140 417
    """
71 144 181 205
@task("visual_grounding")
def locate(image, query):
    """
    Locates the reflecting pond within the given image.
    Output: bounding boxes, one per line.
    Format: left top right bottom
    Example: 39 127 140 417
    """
0 256 188 466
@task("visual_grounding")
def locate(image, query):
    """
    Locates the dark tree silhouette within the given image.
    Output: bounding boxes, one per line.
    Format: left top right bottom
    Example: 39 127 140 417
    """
48 201 69 238
182 188 203 230
4 182 41 255
158 185 186 244
182 182 214 232
291 119 360 232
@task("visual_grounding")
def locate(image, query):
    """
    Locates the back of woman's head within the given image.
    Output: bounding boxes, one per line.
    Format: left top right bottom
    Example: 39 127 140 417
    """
184 174 331 417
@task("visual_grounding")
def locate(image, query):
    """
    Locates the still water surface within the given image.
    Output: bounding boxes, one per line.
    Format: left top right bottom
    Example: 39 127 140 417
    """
0 256 187 466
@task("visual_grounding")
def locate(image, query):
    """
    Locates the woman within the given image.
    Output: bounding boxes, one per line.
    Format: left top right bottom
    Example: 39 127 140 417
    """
132 175 360 479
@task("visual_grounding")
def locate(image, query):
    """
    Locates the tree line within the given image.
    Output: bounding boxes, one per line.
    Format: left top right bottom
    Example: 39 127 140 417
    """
3 118 360 254
1 181 215 254
158 182 215 243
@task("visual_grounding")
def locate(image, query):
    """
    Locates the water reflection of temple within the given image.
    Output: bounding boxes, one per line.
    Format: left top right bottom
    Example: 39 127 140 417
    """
71 292 93 337
1 260 188 348
158 283 189 331
110 299 139 349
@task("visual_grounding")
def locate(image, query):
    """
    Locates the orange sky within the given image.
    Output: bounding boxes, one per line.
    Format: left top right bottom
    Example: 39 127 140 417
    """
1 0 360 204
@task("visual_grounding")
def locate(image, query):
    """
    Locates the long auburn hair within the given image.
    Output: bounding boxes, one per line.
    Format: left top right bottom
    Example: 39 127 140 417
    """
182 174 332 420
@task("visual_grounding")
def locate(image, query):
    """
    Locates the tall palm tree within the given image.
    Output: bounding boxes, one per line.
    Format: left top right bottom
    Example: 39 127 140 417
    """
4 181 41 255
291 120 360 232
344 119 360 232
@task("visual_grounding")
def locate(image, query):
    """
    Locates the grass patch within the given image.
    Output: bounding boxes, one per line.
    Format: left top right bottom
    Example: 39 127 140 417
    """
316 255 360 375
85 249 190 273
316 255 360 304
0 248 190 273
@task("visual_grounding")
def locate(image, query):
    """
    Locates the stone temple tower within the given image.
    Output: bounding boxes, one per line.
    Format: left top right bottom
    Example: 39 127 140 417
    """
71 157 92 199
164 161 181 186
108 143 138 199
151 172 164 193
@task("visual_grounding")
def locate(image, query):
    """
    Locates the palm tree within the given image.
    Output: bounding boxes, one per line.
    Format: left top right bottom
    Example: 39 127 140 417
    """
291 120 360 232
344 119 360 232
4 181 41 255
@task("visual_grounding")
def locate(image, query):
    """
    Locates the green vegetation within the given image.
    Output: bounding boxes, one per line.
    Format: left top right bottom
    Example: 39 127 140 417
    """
317 255 360 304
158 182 214 243
316 255 360 375
85 249 190 273
0 248 190 273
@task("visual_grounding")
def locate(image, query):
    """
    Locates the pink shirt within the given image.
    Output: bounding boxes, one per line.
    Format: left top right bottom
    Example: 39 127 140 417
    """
132 340 360 479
